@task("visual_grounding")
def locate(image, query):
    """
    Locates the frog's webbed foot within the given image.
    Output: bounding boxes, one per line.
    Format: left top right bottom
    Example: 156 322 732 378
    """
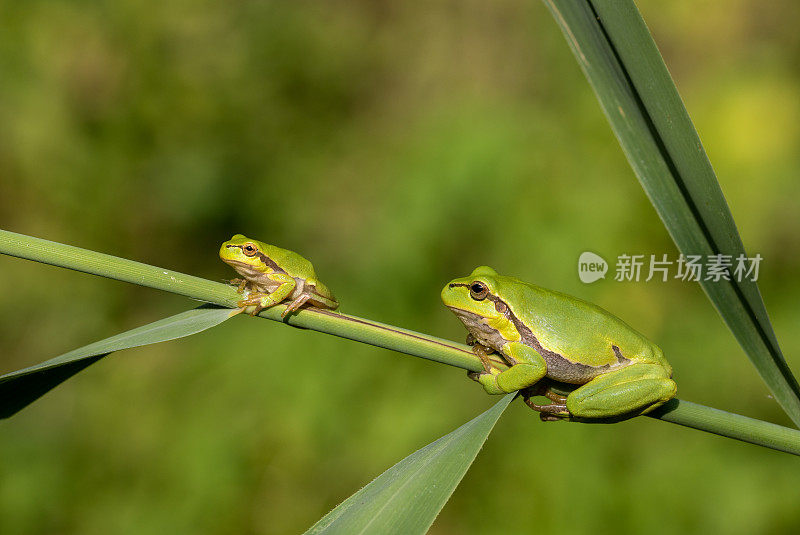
467 371 487 383
466 342 497 381
538 412 568 422
229 278 250 293
281 293 311 318
522 383 571 421
523 397 570 419
466 344 507 380
236 293 269 316
467 345 505 390
525 381 568 403
237 304 265 317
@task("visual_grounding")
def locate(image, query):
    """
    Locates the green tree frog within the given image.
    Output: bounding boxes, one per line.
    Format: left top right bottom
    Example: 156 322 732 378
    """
219 234 338 317
441 266 676 419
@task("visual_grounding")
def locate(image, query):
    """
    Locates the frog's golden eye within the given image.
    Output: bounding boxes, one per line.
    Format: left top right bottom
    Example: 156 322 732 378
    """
242 243 258 257
469 281 489 301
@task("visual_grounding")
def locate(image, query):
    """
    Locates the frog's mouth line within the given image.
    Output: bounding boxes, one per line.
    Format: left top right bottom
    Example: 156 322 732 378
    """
445 305 503 326
221 258 252 268
221 258 268 279
221 258 255 270
444 305 484 321
445 305 508 348
447 304 499 322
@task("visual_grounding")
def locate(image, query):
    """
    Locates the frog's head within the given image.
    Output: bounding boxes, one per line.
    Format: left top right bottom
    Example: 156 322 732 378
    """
441 266 511 333
219 234 270 275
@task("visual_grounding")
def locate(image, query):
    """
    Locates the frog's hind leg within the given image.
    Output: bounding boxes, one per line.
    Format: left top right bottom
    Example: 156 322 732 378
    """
523 397 568 418
566 363 677 419
282 293 311 317
521 380 570 419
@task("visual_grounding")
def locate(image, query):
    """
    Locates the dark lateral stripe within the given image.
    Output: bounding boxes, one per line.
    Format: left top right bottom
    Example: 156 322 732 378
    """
449 280 630 382
611 345 627 363
256 251 287 274
482 293 561 360
483 292 629 379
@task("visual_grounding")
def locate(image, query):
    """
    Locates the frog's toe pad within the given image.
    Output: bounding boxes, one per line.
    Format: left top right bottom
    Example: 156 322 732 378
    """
524 397 570 417
467 371 482 383
539 412 567 422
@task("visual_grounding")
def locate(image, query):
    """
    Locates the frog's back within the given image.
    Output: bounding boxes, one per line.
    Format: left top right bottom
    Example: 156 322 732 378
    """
499 276 668 371
259 243 317 279
261 242 337 304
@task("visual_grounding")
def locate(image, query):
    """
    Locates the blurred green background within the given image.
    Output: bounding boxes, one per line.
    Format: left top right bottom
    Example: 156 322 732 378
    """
1 1 799 533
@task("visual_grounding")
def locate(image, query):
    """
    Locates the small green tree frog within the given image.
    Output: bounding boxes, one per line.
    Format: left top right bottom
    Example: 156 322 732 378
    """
219 234 338 317
441 266 676 419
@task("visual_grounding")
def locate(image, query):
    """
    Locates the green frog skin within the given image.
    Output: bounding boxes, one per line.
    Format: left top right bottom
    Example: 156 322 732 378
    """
441 266 676 419
220 234 338 317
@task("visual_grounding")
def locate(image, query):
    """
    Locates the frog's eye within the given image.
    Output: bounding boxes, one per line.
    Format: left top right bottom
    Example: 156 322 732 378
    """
242 243 258 257
469 281 489 301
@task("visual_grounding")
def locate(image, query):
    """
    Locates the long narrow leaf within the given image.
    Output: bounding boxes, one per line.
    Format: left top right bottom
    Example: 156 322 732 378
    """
0 305 231 417
543 0 800 426
304 394 515 535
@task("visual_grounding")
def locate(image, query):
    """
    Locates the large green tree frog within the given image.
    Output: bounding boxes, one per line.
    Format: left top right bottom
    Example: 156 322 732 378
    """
220 234 338 317
441 266 676 419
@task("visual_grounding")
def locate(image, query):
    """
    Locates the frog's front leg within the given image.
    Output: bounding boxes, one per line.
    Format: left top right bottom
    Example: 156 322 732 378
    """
472 341 547 395
566 362 677 419
230 278 249 293
468 343 494 373
226 279 255 317
237 273 296 316
466 345 509 389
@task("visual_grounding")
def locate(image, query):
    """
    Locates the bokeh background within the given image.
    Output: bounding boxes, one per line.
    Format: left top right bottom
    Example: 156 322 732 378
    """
1 1 799 533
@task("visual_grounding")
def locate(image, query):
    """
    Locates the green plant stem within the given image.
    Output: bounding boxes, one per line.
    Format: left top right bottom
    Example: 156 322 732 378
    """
2 229 799 455
650 399 800 455
0 229 480 371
